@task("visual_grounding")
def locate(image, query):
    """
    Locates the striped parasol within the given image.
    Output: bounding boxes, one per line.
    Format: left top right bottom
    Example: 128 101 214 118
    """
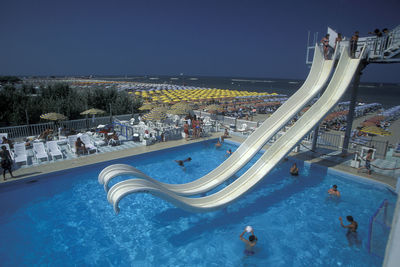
360 126 391 136
142 108 167 121
139 103 156 111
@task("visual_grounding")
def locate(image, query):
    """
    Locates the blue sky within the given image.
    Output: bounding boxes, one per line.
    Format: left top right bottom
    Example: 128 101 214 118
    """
1 0 399 82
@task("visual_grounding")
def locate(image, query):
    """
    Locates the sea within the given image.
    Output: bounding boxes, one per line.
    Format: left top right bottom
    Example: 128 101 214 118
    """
99 75 400 109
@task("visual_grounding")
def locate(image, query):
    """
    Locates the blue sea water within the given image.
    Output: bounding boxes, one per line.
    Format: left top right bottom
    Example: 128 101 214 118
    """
102 75 400 108
0 140 396 266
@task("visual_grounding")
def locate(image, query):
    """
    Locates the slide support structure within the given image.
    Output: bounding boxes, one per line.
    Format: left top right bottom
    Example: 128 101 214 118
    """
341 60 368 155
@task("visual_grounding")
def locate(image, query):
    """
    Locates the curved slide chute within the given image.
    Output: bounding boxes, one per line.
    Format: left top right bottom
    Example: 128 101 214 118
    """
99 44 335 195
107 47 363 213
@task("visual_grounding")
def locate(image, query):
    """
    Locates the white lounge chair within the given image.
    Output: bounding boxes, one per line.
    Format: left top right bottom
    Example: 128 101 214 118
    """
67 135 78 154
33 142 49 163
46 141 63 161
237 123 248 132
81 134 98 153
0 133 8 140
14 143 28 165
0 143 14 162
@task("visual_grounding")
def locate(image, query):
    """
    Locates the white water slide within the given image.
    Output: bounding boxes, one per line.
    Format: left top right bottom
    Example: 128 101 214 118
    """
105 47 363 213
99 44 334 196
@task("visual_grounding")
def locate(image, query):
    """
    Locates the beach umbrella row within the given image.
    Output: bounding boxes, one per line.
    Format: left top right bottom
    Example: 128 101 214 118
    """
132 88 275 104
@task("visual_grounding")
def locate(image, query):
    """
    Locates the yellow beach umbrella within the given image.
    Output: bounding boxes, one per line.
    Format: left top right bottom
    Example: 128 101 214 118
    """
360 126 391 136
80 108 106 115
139 103 156 111
40 112 67 121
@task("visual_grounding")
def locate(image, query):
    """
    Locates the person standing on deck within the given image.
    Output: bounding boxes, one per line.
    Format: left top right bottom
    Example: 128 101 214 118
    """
350 31 359 58
334 33 343 51
0 145 14 180
321 34 330 59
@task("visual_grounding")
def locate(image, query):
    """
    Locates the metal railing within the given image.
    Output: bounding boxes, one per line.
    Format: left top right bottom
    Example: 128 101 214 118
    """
307 25 400 64
303 130 388 159
0 114 136 140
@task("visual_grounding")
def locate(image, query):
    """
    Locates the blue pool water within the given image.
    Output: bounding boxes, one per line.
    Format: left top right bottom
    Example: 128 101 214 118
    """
0 140 396 266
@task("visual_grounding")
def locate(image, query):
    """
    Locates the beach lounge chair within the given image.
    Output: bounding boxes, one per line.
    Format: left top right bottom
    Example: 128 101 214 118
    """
14 143 28 165
237 123 249 133
67 135 78 154
46 141 63 161
33 142 49 163
81 134 98 153
0 143 14 162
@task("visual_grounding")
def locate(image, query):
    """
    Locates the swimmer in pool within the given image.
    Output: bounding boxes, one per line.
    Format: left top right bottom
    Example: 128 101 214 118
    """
290 163 299 176
339 215 359 246
215 140 222 148
328 185 340 197
226 149 233 157
175 157 192 167
339 216 358 232
239 227 258 256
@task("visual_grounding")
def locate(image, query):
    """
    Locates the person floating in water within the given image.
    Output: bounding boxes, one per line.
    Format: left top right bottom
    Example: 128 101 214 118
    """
215 140 222 148
339 215 359 246
239 227 258 256
175 157 192 167
328 185 340 197
226 149 233 157
290 163 299 176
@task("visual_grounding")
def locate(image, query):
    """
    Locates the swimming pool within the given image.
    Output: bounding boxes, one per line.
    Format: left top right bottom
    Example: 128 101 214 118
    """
0 139 396 266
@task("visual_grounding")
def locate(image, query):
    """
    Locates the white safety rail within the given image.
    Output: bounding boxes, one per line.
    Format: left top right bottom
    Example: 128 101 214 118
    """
99 44 335 195
106 47 363 213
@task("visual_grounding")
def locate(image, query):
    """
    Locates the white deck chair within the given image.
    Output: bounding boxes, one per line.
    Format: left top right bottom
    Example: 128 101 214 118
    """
0 133 8 140
46 141 63 161
237 123 248 132
81 134 98 153
14 143 28 165
0 143 14 162
33 142 49 163
67 135 78 154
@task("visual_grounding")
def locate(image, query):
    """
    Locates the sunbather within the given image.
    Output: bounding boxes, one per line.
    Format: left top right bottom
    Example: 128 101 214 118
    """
2 136 13 149
75 137 87 155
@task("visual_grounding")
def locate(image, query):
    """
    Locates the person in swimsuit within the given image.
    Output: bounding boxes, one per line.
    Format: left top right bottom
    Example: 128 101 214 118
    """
339 216 359 246
75 137 87 155
359 149 374 175
0 145 14 180
328 185 340 197
183 122 189 140
215 140 222 148
321 34 330 59
334 33 343 51
350 31 359 58
175 157 191 167
226 149 233 157
240 227 258 256
290 163 299 176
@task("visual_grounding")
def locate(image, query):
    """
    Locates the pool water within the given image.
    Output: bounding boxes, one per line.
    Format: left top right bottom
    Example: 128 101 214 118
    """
0 140 396 266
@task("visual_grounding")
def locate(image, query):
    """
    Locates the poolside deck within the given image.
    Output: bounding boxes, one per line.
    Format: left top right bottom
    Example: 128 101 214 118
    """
2 130 398 189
